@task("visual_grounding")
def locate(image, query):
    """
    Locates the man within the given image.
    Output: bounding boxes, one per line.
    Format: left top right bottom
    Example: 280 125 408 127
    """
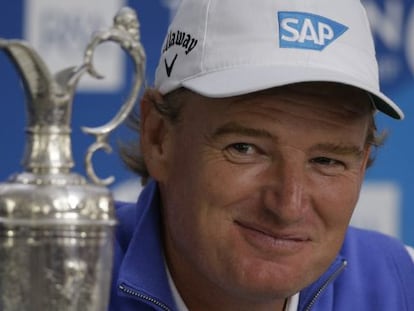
110 0 414 310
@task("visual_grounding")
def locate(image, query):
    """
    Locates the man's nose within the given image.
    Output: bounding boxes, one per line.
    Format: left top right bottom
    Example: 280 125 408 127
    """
262 159 308 224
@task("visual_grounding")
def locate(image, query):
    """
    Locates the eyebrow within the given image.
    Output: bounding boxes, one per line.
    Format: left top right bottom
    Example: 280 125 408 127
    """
310 143 365 158
212 122 274 139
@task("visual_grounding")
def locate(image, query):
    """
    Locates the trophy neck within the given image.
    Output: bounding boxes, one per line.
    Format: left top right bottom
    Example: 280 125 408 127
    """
23 126 74 174
22 95 75 174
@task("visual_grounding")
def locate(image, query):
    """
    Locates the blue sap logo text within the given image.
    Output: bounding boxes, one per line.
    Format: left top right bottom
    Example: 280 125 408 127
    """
278 12 348 51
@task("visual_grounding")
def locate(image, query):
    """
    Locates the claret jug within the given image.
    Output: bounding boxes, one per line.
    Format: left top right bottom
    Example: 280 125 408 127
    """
0 7 145 311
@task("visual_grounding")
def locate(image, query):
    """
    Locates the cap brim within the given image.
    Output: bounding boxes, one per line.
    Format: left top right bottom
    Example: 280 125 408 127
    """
182 65 404 120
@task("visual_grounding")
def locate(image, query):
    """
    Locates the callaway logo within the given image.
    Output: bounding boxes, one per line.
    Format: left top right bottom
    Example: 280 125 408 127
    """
278 12 348 51
163 30 198 55
165 54 178 77
163 30 198 77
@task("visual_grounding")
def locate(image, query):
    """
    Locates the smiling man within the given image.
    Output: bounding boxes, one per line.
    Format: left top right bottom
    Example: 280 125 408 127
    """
109 0 414 310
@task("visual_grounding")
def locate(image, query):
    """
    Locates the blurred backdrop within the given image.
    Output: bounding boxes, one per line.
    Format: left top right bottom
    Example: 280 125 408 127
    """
0 0 413 245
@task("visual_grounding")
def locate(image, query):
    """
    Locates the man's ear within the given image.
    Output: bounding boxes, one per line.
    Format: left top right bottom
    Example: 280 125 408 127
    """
140 90 172 182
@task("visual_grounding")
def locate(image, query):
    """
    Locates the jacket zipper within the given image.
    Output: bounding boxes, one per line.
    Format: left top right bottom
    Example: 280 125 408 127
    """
119 283 172 311
304 259 348 311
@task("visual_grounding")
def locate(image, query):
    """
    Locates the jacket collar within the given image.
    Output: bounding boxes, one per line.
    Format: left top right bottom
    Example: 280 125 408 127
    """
117 181 177 310
298 256 347 310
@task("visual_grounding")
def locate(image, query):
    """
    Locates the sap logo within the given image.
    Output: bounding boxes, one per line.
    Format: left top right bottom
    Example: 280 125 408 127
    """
278 12 348 51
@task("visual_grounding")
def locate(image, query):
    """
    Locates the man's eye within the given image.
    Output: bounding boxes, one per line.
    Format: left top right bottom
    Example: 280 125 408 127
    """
229 143 256 155
310 157 346 174
223 142 268 164
311 157 340 166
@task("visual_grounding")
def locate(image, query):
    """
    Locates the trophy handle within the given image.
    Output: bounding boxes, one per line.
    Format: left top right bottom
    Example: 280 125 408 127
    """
80 7 146 186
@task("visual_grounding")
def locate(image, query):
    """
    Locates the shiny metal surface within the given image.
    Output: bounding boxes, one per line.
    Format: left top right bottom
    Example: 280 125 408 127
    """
0 7 145 311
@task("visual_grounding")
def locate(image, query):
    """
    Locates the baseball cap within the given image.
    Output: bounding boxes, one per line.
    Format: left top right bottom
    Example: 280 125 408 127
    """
155 0 404 119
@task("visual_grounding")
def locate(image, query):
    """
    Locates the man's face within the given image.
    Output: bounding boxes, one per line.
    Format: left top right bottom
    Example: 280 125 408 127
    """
146 83 371 308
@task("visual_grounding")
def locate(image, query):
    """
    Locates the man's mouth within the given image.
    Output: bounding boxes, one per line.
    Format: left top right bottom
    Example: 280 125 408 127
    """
234 220 311 254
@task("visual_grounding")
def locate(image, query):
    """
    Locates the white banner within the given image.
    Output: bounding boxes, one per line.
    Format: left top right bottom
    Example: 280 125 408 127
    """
24 0 126 92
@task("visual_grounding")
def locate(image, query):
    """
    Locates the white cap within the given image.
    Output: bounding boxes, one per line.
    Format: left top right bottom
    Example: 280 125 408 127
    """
155 0 404 119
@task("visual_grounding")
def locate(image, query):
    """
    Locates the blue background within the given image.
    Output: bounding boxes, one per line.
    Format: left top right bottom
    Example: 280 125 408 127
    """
0 1 413 245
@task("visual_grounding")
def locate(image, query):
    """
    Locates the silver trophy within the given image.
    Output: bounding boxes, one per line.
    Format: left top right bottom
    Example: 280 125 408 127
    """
0 7 145 311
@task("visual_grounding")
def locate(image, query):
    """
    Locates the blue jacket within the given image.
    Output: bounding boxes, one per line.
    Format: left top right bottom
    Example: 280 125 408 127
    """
109 181 414 310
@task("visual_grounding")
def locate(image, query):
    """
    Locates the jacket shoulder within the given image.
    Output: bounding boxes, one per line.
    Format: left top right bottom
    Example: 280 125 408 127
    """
342 226 412 260
114 201 146 252
334 227 414 310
